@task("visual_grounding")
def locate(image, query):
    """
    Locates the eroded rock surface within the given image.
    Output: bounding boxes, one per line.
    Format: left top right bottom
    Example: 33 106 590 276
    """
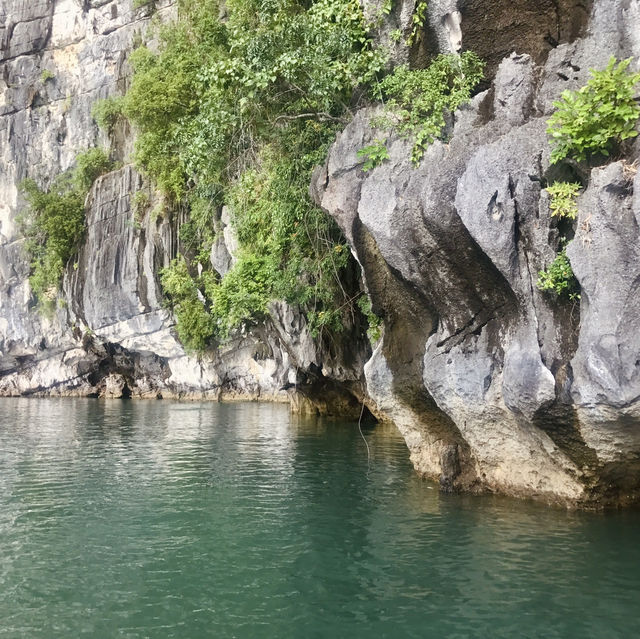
313 0 640 506
0 0 367 409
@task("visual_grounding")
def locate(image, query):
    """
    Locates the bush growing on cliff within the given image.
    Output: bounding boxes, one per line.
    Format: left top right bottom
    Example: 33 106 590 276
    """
407 0 429 46
546 181 581 219
122 0 385 198
537 244 580 300
20 148 113 310
122 0 385 347
91 97 124 133
356 294 382 343
374 52 484 164
547 57 640 164
160 256 215 352
357 139 390 171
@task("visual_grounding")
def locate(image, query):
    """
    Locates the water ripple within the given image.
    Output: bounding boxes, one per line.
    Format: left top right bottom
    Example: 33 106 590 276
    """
0 398 639 638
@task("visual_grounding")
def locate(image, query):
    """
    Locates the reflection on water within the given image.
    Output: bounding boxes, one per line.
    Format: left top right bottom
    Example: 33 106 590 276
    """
0 398 639 638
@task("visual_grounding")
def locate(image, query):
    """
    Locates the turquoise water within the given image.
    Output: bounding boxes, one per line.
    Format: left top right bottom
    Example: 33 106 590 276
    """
0 398 639 638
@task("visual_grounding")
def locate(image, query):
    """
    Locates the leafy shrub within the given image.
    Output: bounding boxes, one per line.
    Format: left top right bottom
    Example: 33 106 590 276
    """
207 254 275 339
122 0 385 199
20 148 113 309
546 181 581 219
178 221 199 250
537 245 580 300
357 139 389 171
407 0 428 46
356 294 382 343
375 52 484 164
122 0 382 348
131 190 150 220
91 97 124 133
160 256 215 352
40 69 54 82
547 57 640 164
227 144 350 333
74 148 113 190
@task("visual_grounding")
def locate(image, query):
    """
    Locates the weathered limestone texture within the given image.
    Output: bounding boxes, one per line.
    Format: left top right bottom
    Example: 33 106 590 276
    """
313 0 640 506
0 0 366 406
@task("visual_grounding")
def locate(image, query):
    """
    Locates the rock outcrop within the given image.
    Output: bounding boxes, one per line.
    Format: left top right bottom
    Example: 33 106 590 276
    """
313 0 640 506
2 0 640 506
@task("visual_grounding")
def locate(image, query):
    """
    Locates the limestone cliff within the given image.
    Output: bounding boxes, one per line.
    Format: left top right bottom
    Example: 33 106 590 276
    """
0 0 367 411
1 0 640 507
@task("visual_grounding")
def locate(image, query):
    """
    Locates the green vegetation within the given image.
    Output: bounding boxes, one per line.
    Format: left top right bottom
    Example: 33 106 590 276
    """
40 69 54 82
539 59 640 306
357 139 389 171
160 256 215 352
20 148 113 310
132 190 150 219
546 181 581 219
121 0 387 350
91 97 124 133
407 1 428 46
114 0 484 351
356 294 382 343
375 52 484 164
547 57 640 164
536 244 580 300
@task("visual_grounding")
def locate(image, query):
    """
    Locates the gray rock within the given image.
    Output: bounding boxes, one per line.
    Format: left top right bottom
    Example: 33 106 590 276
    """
567 163 640 461
2 0 640 507
210 206 237 277
0 0 366 405
313 0 640 506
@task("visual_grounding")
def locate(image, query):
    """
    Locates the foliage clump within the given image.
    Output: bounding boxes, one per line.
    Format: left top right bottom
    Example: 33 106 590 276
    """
160 256 215 352
122 0 386 349
375 52 484 164
122 0 385 199
407 0 428 46
91 97 124 133
20 148 113 309
356 294 382 343
546 182 581 220
357 139 389 171
537 245 580 300
547 57 640 164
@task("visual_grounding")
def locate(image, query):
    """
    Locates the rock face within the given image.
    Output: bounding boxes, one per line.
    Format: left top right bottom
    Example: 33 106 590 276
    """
1 0 640 506
0 0 367 408
313 0 640 506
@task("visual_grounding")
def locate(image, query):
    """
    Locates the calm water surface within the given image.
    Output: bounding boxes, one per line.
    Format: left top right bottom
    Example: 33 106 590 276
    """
0 398 639 638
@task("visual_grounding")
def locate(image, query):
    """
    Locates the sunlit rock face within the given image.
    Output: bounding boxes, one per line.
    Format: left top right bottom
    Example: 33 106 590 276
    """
0 0 367 406
313 0 640 506
2 0 640 506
